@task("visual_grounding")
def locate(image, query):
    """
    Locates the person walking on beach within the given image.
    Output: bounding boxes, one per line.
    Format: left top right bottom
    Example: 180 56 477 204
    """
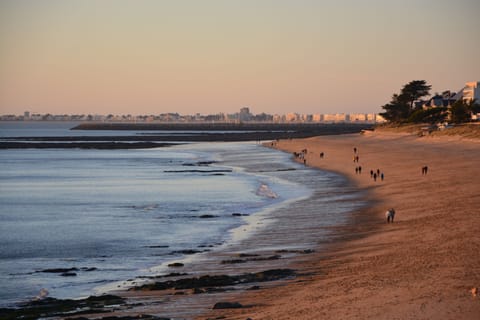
422 166 429 175
381 172 384 181
386 208 396 223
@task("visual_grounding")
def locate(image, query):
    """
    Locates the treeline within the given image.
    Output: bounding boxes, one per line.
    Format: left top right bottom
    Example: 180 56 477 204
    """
379 80 480 124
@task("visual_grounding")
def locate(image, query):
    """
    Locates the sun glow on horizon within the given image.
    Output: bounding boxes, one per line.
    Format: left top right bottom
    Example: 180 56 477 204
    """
1 0 479 116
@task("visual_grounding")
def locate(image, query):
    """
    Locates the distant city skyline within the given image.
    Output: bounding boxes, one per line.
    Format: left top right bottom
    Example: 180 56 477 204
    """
0 108 385 124
1 0 479 116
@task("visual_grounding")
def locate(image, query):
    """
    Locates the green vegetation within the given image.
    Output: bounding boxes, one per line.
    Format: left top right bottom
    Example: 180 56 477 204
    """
450 99 480 123
380 80 479 124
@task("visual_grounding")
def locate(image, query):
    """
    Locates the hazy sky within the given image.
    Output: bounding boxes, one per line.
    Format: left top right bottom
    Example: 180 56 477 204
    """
1 0 479 116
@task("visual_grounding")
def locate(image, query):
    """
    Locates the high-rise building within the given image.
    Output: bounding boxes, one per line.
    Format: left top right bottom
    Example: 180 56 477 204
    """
239 107 251 122
462 81 480 102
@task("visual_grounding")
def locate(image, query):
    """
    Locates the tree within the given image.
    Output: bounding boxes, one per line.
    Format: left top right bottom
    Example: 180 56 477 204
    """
450 99 479 123
408 107 448 124
380 80 432 123
380 94 410 122
400 80 432 112
468 99 480 115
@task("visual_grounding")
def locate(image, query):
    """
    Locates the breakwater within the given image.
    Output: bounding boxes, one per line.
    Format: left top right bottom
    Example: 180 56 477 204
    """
0 122 373 149
71 122 373 141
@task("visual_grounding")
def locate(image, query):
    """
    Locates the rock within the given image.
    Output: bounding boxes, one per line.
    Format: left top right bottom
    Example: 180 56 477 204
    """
80 267 97 272
222 254 280 264
130 269 295 291
199 214 217 218
167 262 184 268
193 288 205 294
250 255 281 261
69 316 170 320
221 259 247 264
170 249 202 255
163 272 188 277
275 249 314 254
37 267 78 273
212 302 243 309
194 287 228 294
0 294 127 319
37 267 97 275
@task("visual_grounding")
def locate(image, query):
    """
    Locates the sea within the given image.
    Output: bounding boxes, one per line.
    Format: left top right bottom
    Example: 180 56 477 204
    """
0 121 364 308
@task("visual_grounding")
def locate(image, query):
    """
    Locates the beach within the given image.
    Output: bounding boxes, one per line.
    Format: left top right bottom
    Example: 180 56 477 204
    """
202 129 480 319
3 127 480 320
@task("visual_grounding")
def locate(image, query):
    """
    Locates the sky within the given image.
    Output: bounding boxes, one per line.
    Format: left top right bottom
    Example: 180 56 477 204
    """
1 0 479 116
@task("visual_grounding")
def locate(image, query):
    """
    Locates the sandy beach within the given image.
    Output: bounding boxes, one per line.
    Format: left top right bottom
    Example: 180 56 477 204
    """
202 129 480 319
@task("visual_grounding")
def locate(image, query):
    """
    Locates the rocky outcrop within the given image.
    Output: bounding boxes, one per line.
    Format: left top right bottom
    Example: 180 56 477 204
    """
212 301 244 309
130 269 295 292
0 295 127 320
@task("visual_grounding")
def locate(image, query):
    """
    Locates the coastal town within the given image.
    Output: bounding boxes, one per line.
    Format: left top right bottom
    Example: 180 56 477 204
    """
1 81 478 124
1 108 385 124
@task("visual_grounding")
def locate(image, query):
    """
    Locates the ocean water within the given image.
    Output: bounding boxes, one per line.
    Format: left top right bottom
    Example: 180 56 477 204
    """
0 122 362 308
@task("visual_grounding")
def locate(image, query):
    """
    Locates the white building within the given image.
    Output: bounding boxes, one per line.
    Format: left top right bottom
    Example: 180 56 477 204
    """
285 113 300 122
461 81 480 102
312 114 323 122
323 113 346 122
349 113 367 122
272 114 284 123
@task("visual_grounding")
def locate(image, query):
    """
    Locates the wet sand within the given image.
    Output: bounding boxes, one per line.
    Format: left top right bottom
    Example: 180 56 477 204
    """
108 144 366 319
202 130 480 319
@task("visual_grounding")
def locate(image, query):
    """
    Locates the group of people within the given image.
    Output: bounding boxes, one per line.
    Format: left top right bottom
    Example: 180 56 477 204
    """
354 147 394 223
293 148 309 165
299 145 428 224
369 169 384 181
353 147 384 182
291 145 429 223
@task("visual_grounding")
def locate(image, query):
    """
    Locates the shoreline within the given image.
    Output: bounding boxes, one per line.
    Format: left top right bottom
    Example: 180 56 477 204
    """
3 131 479 319
0 141 364 319
201 130 480 319
112 145 367 319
